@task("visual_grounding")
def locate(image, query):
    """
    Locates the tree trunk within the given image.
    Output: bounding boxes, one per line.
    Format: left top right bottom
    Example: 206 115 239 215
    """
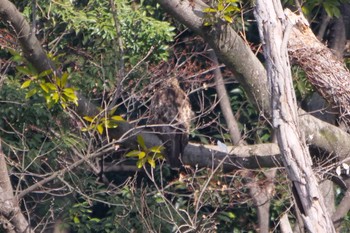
0 141 34 233
255 1 335 232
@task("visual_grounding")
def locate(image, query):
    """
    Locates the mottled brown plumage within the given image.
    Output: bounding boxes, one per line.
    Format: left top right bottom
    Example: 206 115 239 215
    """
149 77 192 168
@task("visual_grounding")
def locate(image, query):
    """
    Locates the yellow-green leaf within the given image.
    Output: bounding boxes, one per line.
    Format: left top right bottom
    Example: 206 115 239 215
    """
147 157 156 168
21 80 32 89
63 89 78 103
223 15 233 23
17 66 33 75
136 159 144 169
138 151 146 159
218 3 224 11
149 146 164 154
52 92 59 102
106 120 119 129
108 107 117 116
25 88 37 98
60 101 67 109
225 6 239 12
203 7 217 13
38 69 53 78
83 116 94 122
111 115 125 121
73 216 80 224
137 135 147 150
97 124 104 134
46 83 57 91
154 153 164 160
63 87 75 94
61 72 69 87
40 82 49 93
126 150 142 157
81 125 94 132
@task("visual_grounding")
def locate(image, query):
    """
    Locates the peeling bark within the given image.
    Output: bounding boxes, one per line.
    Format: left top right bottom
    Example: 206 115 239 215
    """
255 1 335 232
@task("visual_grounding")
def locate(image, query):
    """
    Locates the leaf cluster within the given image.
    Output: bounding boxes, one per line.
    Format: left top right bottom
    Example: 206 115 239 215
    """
126 135 164 168
203 0 240 26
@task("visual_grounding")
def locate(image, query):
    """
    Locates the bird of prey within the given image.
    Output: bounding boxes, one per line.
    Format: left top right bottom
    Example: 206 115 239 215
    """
149 77 192 168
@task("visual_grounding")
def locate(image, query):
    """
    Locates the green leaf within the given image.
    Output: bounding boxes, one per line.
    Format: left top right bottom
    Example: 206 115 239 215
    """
147 157 156 168
46 83 57 91
218 2 224 11
40 82 49 93
97 124 104 135
111 115 125 121
25 88 37 98
106 120 119 128
136 159 144 169
203 7 217 13
21 80 32 89
63 87 76 94
137 135 147 151
38 69 53 78
225 6 239 12
61 72 69 87
126 150 142 157
83 116 95 122
149 146 164 154
73 216 80 224
223 15 233 23
17 66 33 75
138 151 146 159
52 92 60 102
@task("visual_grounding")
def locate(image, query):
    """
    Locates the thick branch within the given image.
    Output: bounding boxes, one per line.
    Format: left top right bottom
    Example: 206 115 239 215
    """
286 9 350 128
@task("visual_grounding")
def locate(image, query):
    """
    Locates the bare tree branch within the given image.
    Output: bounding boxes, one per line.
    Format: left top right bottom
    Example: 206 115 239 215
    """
0 141 34 233
208 48 242 145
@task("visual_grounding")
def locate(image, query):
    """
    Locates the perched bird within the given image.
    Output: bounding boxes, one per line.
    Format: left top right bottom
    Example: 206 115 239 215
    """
149 77 192 168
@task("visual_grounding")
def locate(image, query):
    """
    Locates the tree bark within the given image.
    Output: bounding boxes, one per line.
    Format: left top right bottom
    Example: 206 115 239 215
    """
0 141 34 233
286 9 350 129
255 1 335 232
